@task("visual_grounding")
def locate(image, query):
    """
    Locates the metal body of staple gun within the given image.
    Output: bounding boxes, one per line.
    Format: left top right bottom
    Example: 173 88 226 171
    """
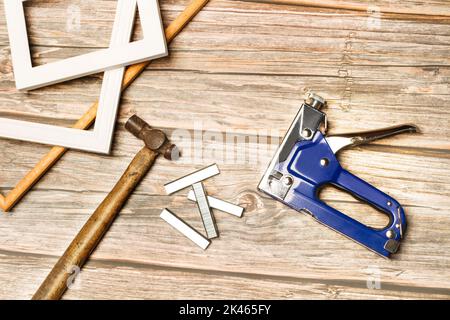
258 93 418 258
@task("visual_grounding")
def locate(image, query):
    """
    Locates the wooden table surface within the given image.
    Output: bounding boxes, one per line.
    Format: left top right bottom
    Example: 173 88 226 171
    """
0 0 449 300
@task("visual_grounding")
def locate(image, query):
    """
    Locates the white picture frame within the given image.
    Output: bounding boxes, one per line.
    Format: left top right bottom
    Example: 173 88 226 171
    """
0 0 167 154
4 0 167 91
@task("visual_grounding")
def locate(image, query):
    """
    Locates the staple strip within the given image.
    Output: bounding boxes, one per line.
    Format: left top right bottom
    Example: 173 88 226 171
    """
160 209 210 250
164 164 220 195
192 183 218 239
187 190 244 218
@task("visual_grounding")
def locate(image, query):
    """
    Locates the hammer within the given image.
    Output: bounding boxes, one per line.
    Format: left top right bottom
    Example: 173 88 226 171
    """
32 115 178 300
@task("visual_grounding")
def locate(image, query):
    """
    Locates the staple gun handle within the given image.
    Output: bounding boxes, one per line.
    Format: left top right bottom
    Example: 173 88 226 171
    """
335 169 405 227
312 168 406 257
301 167 406 257
300 187 403 257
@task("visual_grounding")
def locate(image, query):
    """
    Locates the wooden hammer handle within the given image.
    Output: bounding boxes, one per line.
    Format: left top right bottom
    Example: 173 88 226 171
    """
32 147 158 300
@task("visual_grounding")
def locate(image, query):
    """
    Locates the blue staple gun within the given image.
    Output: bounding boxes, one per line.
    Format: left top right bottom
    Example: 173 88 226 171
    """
258 93 418 258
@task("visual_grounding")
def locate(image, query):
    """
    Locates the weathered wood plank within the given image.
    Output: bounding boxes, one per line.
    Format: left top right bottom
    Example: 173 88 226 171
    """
237 0 450 16
0 71 449 149
0 0 449 299
1 130 449 201
0 191 449 296
2 1 450 58
1 249 448 300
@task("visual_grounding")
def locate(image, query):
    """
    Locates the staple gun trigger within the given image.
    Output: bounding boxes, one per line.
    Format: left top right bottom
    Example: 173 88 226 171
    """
258 93 418 258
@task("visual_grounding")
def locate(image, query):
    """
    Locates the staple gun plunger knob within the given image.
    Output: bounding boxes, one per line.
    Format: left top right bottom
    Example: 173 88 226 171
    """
258 93 418 258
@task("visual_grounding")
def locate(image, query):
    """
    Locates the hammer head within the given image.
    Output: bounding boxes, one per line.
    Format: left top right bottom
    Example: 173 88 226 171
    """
125 115 179 160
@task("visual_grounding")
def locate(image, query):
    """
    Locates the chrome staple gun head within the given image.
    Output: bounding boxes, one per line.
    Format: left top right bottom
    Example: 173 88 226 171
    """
258 93 418 258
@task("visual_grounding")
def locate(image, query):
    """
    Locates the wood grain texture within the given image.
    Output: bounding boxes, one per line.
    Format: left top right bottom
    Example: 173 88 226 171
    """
0 0 449 299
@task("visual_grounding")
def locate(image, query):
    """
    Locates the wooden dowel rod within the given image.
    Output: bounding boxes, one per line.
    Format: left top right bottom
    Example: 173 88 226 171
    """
2 0 210 212
256 0 450 16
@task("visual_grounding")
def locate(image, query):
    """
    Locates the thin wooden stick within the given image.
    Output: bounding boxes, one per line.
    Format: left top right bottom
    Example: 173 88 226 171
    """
0 0 210 212
260 0 450 16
